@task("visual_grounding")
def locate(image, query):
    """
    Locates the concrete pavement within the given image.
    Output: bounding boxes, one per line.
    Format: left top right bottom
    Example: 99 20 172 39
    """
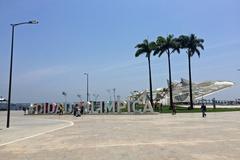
0 111 73 145
0 111 240 160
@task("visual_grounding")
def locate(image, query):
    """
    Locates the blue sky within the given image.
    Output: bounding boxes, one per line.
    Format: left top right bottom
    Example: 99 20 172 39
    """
0 0 240 103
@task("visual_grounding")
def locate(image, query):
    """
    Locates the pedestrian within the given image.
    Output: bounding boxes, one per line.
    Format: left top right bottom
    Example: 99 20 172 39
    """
172 104 176 115
23 107 26 115
58 104 64 115
201 103 207 117
26 107 29 114
60 104 64 115
76 106 81 117
80 105 84 115
73 104 78 116
160 103 163 113
212 98 216 109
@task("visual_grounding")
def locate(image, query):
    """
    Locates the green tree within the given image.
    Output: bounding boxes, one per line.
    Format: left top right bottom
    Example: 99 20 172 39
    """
153 35 179 113
135 39 156 107
178 34 204 109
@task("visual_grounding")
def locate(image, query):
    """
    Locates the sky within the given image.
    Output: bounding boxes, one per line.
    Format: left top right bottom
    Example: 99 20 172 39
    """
0 0 240 103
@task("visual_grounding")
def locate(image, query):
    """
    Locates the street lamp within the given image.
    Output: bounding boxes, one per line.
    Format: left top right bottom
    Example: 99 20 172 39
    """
77 94 82 101
107 89 112 101
117 95 121 101
84 73 89 102
6 20 38 128
62 91 67 105
113 88 116 101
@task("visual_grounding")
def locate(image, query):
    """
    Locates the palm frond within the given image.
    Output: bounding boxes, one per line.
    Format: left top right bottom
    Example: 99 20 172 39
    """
197 43 204 50
172 47 180 54
166 34 174 42
135 43 145 49
149 41 157 50
156 36 165 45
153 48 160 56
195 49 201 57
135 39 154 58
143 39 149 46
135 48 146 57
182 34 204 57
158 49 165 57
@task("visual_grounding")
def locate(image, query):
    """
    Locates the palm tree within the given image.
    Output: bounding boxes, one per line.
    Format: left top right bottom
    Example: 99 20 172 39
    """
178 34 204 109
135 39 156 107
153 35 179 113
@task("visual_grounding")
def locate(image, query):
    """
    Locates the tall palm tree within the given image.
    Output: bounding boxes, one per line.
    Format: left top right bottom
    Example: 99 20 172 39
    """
178 34 204 109
153 35 180 113
135 39 156 107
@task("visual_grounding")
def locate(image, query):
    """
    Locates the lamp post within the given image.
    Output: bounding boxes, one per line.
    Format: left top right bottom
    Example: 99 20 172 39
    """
107 89 112 101
113 88 116 101
84 73 89 102
77 94 82 101
62 91 67 105
6 20 38 128
117 95 121 101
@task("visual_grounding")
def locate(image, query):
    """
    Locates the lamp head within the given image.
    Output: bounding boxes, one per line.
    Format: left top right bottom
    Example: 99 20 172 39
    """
28 20 39 24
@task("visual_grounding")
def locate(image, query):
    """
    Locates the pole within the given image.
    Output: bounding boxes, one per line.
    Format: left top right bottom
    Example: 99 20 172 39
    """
6 20 38 128
65 95 67 106
107 89 111 101
86 74 89 102
6 25 15 128
113 88 116 101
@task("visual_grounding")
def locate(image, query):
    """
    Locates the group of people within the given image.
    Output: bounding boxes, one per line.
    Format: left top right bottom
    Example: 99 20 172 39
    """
73 104 84 117
22 107 29 115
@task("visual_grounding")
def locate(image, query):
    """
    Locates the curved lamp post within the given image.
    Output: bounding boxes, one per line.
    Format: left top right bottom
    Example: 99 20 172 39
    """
77 94 82 101
6 20 38 128
62 91 67 105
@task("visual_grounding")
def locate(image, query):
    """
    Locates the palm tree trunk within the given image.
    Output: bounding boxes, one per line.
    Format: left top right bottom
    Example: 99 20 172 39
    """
167 51 174 112
147 55 153 107
188 53 194 109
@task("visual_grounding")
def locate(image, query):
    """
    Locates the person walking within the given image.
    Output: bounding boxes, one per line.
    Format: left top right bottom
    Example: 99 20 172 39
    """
201 103 207 117
212 98 216 109
23 107 26 115
73 104 77 116
58 104 64 115
76 106 81 117
172 104 176 115
160 103 163 113
80 105 84 115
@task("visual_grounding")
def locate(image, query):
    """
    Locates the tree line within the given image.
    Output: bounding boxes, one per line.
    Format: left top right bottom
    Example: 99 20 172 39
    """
135 34 204 113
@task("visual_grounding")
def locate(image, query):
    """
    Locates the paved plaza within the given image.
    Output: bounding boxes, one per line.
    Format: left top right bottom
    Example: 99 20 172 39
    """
0 111 240 160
